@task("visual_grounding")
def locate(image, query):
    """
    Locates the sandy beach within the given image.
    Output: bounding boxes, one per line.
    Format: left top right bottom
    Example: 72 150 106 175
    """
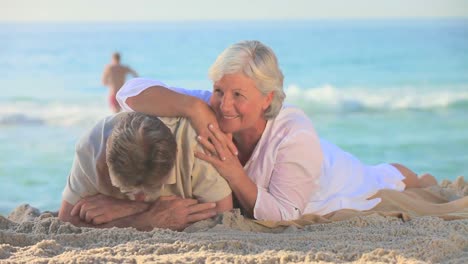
1 177 467 263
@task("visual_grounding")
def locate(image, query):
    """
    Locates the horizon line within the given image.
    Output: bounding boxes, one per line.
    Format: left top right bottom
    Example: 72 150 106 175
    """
1 16 468 23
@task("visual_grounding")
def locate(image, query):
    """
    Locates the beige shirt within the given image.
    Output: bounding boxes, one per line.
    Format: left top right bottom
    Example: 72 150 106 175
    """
62 113 231 205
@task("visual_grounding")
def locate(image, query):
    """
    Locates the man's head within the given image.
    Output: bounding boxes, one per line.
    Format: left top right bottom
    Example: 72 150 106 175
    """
112 52 121 63
106 112 177 201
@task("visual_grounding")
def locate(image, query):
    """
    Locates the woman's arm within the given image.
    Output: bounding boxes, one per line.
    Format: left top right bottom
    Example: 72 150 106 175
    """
225 171 258 218
117 78 211 117
194 131 258 218
195 118 323 221
117 78 237 155
126 84 206 119
194 141 265 219
128 86 230 154
252 131 323 220
214 194 234 213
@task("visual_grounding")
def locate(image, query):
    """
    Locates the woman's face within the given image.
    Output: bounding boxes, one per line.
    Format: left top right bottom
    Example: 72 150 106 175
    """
209 73 273 134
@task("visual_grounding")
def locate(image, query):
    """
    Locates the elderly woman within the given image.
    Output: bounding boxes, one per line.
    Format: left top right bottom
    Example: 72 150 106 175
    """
116 40 436 221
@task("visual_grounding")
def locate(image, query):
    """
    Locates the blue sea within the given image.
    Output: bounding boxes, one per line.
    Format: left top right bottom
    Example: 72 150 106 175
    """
1 19 467 216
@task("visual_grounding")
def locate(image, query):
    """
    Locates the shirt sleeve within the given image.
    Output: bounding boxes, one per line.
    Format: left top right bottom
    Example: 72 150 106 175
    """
190 146 232 203
116 77 212 112
253 130 323 221
62 119 106 205
62 128 101 205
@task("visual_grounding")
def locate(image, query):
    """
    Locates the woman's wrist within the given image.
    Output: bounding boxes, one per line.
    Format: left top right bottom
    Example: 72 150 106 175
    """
229 172 257 206
228 171 250 190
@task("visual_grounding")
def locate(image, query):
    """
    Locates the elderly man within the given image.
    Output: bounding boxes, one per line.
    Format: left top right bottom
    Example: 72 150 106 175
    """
58 112 232 231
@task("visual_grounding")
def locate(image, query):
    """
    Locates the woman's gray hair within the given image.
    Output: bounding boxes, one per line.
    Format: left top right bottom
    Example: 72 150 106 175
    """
106 112 177 188
208 40 285 119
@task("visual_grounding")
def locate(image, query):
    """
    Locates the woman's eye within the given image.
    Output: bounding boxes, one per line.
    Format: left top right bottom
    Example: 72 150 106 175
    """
234 92 245 98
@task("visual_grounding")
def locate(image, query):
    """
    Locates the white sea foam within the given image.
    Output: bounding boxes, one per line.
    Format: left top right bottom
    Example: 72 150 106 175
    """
0 99 111 127
1 86 467 127
285 84 468 112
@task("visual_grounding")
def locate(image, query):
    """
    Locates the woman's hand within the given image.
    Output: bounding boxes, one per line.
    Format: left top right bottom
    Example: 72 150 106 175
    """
194 124 243 184
189 100 238 158
194 124 258 217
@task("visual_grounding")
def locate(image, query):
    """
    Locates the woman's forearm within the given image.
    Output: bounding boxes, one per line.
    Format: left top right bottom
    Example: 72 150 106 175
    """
126 86 205 118
228 173 258 218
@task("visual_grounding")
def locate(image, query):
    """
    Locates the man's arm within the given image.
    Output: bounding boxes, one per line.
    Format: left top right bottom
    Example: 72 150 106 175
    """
58 196 150 227
59 200 97 228
126 66 138 78
105 196 218 231
59 199 149 229
60 195 218 231
101 66 110 85
70 194 150 224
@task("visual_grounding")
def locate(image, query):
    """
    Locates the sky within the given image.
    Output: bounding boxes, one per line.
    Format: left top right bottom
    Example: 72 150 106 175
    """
1 0 468 22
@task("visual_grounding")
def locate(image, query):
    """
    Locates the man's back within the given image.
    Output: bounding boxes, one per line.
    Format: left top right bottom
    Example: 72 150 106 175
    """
103 64 135 93
101 53 138 112
62 113 231 204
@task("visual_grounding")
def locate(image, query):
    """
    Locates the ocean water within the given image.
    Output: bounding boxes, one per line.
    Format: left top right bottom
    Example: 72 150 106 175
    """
1 19 467 215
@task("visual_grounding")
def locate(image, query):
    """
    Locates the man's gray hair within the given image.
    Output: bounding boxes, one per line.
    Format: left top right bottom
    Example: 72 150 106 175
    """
208 40 286 119
106 112 177 188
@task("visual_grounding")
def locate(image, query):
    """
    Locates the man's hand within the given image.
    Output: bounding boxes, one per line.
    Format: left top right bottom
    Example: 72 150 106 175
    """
62 195 218 231
142 196 217 231
71 194 149 225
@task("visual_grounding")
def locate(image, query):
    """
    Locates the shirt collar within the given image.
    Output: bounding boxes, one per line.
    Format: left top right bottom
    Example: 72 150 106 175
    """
163 166 177 185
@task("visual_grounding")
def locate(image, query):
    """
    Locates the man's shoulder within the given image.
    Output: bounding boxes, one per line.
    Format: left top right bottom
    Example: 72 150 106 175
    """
106 64 127 71
158 116 196 138
76 114 118 153
123 65 134 71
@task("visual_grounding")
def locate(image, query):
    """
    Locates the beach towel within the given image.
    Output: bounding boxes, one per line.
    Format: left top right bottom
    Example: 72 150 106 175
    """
256 176 468 228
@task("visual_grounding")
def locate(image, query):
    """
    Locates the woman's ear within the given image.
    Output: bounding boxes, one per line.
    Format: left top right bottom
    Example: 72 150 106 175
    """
262 91 274 111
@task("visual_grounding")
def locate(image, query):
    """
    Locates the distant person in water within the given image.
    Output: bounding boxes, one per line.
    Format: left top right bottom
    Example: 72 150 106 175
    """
101 52 138 112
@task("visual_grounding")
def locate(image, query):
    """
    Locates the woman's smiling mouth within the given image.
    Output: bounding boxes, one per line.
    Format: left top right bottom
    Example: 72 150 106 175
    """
222 115 240 120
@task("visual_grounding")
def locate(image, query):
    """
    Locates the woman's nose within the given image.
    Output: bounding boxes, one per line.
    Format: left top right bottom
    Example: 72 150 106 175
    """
220 95 233 111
